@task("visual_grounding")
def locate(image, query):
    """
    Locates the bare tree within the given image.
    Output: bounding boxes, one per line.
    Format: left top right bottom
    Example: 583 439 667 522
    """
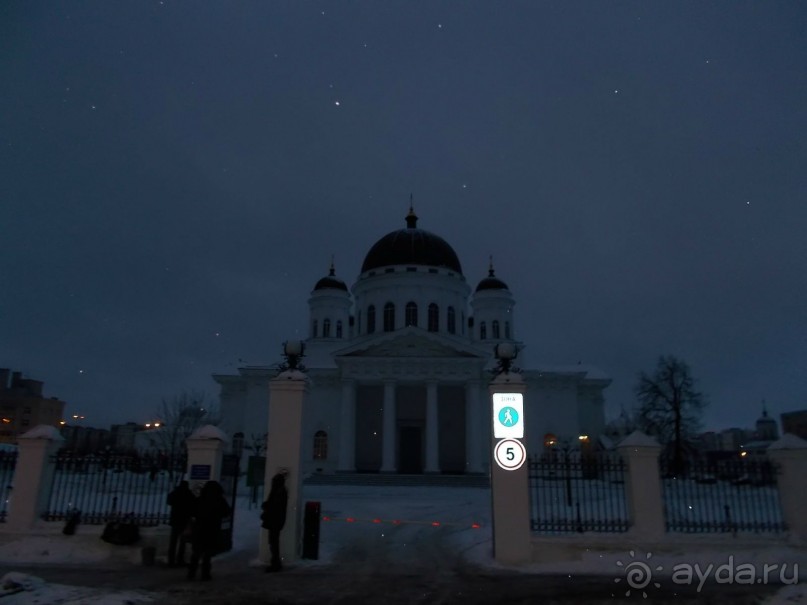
244 432 267 457
634 355 707 476
153 390 221 476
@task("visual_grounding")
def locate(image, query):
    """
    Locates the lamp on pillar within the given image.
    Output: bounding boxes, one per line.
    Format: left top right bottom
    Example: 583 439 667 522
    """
493 342 518 375
278 340 306 373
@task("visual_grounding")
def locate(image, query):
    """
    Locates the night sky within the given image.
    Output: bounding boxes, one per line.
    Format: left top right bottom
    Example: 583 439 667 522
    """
2 2 805 432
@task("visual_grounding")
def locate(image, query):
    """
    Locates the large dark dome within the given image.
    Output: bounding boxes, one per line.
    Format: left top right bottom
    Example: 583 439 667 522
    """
361 209 463 275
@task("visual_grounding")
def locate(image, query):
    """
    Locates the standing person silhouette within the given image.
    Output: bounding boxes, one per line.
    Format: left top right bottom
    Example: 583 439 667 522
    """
166 480 195 567
187 480 231 581
261 471 288 572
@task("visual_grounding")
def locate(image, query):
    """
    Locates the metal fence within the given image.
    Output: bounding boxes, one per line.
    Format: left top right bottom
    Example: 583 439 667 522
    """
0 452 17 522
529 453 629 533
660 458 786 533
44 453 186 526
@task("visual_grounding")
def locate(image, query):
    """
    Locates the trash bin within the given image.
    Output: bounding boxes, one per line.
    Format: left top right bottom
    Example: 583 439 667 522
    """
141 546 156 566
302 501 320 560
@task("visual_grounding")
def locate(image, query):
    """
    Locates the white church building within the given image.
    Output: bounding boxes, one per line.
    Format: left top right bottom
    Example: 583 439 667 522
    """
214 208 609 475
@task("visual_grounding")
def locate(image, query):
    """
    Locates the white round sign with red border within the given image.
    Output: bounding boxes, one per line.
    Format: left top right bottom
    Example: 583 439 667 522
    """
493 438 526 471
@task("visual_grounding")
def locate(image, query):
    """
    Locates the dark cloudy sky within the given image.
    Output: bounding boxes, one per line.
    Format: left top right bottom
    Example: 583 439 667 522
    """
1 2 805 432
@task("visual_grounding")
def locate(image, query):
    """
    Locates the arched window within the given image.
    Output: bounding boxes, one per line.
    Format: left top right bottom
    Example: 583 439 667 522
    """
336 320 343 338
492 320 500 339
232 432 245 456
383 302 395 332
323 318 331 338
480 321 487 340
504 321 510 339
405 301 418 327
447 306 456 334
313 430 328 460
312 319 318 338
461 312 465 335
367 305 376 334
428 304 439 332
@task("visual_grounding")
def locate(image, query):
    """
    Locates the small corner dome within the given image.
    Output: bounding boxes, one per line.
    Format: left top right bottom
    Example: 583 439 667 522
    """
313 263 348 292
475 261 509 292
360 207 463 275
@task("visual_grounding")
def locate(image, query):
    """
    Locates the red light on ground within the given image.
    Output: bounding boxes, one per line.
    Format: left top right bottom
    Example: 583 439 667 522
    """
431 522 441 527
372 518 381 524
346 517 355 523
392 520 400 525
471 523 481 529
322 516 331 522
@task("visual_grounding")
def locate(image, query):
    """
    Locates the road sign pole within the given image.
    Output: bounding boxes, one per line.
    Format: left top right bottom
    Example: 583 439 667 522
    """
489 372 531 565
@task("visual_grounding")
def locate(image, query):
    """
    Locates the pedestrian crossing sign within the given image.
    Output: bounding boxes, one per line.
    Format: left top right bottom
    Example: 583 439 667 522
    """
492 393 524 439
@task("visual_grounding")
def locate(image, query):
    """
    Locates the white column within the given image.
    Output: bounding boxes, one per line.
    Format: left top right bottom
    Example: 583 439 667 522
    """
337 379 356 472
465 381 483 473
768 434 807 539
617 431 664 540
185 425 228 494
425 381 440 473
380 381 396 472
260 370 308 565
7 425 64 531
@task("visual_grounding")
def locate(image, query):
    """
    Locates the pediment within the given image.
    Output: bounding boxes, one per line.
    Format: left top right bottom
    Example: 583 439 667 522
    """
333 328 486 360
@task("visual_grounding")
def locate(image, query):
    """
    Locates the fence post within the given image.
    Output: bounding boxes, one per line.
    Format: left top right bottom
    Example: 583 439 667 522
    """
767 433 807 540
617 431 664 539
7 425 64 531
185 425 228 494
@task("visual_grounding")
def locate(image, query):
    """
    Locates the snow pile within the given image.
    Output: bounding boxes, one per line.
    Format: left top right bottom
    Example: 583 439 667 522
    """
0 572 154 605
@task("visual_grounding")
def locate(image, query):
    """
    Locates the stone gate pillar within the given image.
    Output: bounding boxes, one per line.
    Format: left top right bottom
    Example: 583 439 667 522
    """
7 425 64 531
260 366 308 565
617 431 664 539
767 433 807 540
185 425 228 493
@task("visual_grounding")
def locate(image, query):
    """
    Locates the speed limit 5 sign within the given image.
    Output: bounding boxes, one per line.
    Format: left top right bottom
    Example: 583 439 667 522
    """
493 438 526 471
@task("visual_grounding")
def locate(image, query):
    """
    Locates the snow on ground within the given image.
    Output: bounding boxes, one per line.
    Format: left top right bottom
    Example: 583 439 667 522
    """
0 571 155 604
0 484 804 603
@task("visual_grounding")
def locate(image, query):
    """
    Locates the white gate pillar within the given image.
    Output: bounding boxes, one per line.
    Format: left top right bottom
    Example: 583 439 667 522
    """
261 361 308 565
7 425 64 531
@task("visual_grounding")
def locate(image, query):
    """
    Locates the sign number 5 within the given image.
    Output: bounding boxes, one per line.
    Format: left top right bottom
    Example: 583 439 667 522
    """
494 438 526 471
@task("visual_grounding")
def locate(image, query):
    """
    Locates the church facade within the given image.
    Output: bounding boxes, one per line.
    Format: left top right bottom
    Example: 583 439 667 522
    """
214 208 610 475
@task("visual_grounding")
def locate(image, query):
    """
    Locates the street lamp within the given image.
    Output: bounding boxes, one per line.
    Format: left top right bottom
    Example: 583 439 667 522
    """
493 342 518 375
281 340 306 371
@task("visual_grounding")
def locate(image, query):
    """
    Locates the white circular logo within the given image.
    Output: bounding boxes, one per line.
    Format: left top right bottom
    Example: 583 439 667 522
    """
493 438 526 471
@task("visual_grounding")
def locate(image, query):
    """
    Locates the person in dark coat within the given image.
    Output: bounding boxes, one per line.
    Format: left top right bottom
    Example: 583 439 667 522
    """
261 472 288 572
187 480 231 581
166 480 196 567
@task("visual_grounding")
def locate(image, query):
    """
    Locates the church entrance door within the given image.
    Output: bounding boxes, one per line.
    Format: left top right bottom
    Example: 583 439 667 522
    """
398 426 423 474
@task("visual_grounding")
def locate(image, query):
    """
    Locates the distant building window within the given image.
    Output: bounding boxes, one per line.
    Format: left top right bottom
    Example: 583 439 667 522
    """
383 303 395 332
544 433 558 448
405 302 418 327
323 318 331 338
428 304 439 332
21 419 30 427
480 321 487 340
312 319 318 338
23 406 31 414
336 320 343 338
367 305 376 334
447 306 456 334
492 320 500 339
232 432 245 455
505 321 510 339
313 430 328 460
